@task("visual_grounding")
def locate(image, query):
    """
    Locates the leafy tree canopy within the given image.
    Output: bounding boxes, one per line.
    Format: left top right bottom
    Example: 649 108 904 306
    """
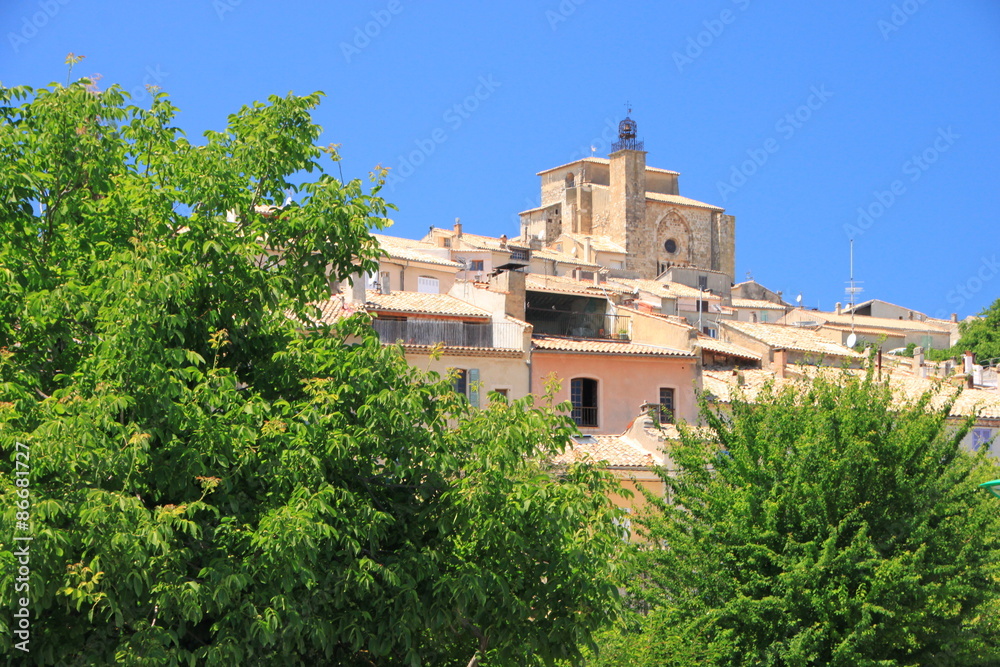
956 298 1000 366
600 369 1000 667
0 77 625 665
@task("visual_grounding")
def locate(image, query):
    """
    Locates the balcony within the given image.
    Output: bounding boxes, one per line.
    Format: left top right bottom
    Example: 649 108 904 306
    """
372 318 523 350
526 311 632 341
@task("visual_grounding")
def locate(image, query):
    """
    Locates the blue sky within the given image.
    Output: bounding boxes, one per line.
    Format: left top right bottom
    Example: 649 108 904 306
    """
3 0 999 318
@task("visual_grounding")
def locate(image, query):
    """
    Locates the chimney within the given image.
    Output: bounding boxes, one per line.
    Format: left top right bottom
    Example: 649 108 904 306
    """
835 302 842 315
379 271 391 295
774 348 787 379
964 350 975 375
583 237 592 264
912 346 924 374
499 234 508 250
454 217 462 236
951 313 958 323
346 272 367 304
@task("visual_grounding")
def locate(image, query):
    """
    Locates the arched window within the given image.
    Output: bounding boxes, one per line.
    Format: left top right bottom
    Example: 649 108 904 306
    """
570 377 598 427
565 172 575 188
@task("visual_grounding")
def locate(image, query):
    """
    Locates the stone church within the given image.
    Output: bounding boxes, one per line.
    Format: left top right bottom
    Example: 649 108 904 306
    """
519 114 735 281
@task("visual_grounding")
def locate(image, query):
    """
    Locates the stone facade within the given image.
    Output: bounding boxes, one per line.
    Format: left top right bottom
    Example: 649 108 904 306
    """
520 118 735 281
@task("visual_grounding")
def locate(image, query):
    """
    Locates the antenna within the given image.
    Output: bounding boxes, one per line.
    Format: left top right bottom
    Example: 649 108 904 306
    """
845 239 863 335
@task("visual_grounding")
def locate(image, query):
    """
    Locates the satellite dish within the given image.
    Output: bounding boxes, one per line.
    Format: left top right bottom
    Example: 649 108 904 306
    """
796 293 803 304
846 333 858 348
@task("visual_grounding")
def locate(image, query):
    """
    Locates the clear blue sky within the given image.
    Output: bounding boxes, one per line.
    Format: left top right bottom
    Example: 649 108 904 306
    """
3 0 999 319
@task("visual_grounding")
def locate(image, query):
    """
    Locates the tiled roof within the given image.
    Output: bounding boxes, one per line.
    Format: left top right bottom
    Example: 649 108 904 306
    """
525 273 637 297
454 231 529 253
536 156 679 176
662 281 722 299
788 309 949 334
697 337 763 361
529 247 601 268
731 298 788 311
560 233 628 254
722 321 863 358
704 368 1000 420
554 435 656 468
287 298 360 327
364 290 490 318
532 335 695 357
645 192 724 211
373 234 462 268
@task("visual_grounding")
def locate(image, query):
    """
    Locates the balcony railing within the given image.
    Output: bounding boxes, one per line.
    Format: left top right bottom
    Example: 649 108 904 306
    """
572 406 599 428
558 313 633 341
372 319 522 350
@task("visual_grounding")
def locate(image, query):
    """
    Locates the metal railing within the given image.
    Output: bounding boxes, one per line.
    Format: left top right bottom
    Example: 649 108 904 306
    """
612 138 644 152
373 319 522 350
572 406 599 428
561 313 632 340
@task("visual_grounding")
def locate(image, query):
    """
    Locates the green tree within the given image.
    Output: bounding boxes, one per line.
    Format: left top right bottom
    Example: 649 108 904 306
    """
955 298 1000 365
0 78 625 665
615 370 1000 666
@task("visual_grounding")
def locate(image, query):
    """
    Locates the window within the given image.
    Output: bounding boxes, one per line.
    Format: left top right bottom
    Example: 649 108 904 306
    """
698 275 708 290
469 259 484 272
365 271 378 289
760 311 770 323
492 388 509 403
453 369 467 396
510 248 529 261
417 276 439 294
658 388 675 424
664 239 677 254
452 368 481 408
702 327 718 338
972 428 995 452
570 378 598 427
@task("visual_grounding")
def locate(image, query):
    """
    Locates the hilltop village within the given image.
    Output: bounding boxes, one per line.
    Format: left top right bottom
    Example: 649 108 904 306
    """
316 116 999 497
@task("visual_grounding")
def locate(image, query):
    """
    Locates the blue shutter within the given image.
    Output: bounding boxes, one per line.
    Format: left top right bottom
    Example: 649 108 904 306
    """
468 368 480 408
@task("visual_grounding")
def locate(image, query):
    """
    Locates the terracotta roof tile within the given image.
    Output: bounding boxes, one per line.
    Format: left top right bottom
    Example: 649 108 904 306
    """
731 298 788 310
560 233 628 254
645 192 724 211
786 309 949 334
525 273 637 296
373 234 462 269
697 337 763 361
532 335 695 357
554 435 657 468
722 321 862 358
364 291 490 318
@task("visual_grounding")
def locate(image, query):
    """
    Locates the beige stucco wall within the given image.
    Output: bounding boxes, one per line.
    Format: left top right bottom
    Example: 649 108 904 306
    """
405 350 530 403
626 308 698 351
378 260 458 294
531 351 699 434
